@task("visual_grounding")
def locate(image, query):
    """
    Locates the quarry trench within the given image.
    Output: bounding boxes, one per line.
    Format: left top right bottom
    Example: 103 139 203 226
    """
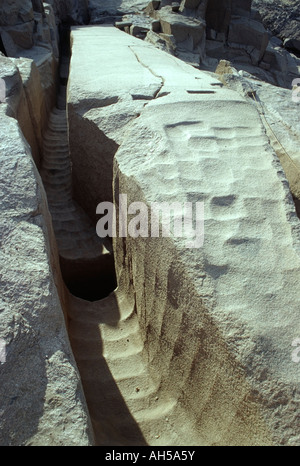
35 22 300 448
38 31 196 447
38 31 242 447
2 0 300 447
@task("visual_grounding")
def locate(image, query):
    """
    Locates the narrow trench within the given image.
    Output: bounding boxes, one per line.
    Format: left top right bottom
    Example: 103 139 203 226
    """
0 35 7 57
41 24 117 302
39 26 179 447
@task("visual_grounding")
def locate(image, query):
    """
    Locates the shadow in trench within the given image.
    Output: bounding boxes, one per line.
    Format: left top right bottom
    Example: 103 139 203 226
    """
68 291 148 446
293 195 300 217
60 252 117 302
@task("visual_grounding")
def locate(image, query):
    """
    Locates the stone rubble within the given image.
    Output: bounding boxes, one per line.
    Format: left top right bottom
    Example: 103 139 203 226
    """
111 0 300 88
253 0 300 55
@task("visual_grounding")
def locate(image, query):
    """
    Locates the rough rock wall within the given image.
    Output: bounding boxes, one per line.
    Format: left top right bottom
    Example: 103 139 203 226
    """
215 60 300 206
0 0 37 51
253 0 300 53
68 26 300 445
0 104 93 446
88 0 149 22
0 1 94 446
204 0 300 88
205 0 252 32
46 0 90 24
145 0 268 64
0 0 58 57
0 0 59 164
0 54 48 168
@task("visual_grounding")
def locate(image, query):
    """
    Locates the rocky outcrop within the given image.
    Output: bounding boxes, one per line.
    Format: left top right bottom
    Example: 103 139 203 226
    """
0 1 58 58
0 101 93 446
203 0 269 68
88 1 149 23
203 0 300 87
68 25 300 446
0 51 55 170
114 0 300 88
253 0 300 54
0 0 59 130
148 1 207 59
141 0 269 66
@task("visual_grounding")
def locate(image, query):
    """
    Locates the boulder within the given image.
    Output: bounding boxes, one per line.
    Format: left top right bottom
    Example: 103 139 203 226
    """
205 0 269 64
146 29 176 54
0 1 59 58
158 8 206 52
228 17 269 62
145 0 161 15
0 1 57 57
130 24 151 38
180 0 208 19
115 21 133 30
260 40 300 88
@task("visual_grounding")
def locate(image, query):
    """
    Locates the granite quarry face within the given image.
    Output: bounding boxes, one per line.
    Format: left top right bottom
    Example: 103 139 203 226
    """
1 0 300 446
